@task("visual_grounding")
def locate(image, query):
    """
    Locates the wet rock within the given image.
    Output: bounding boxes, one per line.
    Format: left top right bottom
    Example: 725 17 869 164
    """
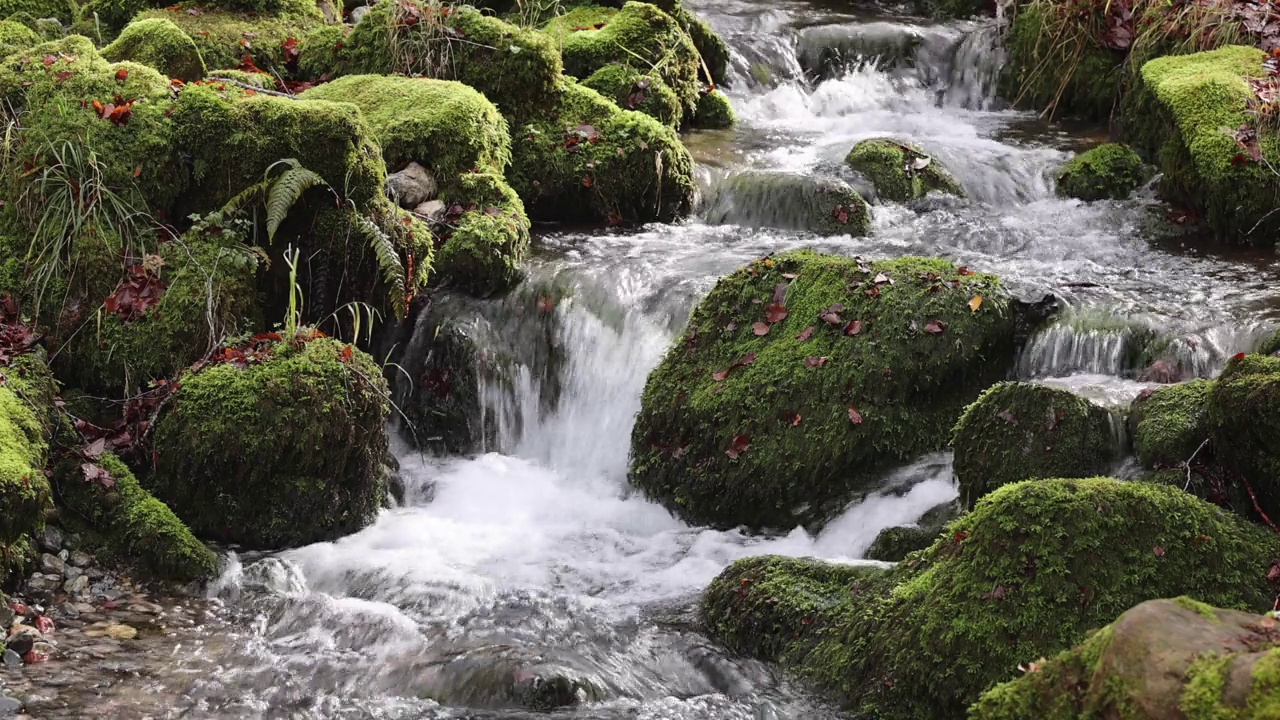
700 171 872 236
0 695 19 715
1 649 19 668
1053 143 1149 201
413 199 445 219
24 575 59 596
63 575 88 596
70 603 94 615
348 4 370 25
0 604 12 630
104 623 137 640
385 161 438 209
67 551 91 569
4 628 38 656
36 526 61 553
38 554 66 577
56 602 79 619
845 138 965 202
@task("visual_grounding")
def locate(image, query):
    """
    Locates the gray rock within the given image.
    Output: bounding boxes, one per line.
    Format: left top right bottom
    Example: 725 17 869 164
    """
4 629 37 656
0 694 20 715
385 161 438 209
1 649 20 668
57 602 80 619
68 550 92 568
63 575 89 596
349 4 371 25
37 526 62 553
29 642 54 658
413 199 446 219
25 574 60 596
39 553 66 577
65 566 82 581
0 605 12 630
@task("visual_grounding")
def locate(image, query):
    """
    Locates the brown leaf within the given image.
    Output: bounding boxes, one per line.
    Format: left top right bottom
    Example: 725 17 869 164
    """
843 319 863 336
115 68 128 82
923 320 946 334
873 272 893 285
752 321 770 336
969 295 983 313
713 352 757 381
772 282 789 305
725 433 750 459
957 266 975 276
848 406 863 425
804 356 829 368
819 303 844 325
796 326 814 342
82 438 106 460
764 304 788 323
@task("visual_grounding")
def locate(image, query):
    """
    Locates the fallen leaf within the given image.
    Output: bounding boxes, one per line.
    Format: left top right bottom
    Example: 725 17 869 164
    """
764 303 788 323
997 409 1019 425
819 303 844 325
796 326 814 342
843 319 863 336
752 321 770 336
133 165 141 178
1153 545 1165 557
873 272 893 285
957 266 975 276
848 406 863 425
923 320 946 334
772 282 789 304
791 413 802 426
712 352 757 381
725 433 750 459
969 295 983 313
804 356 829 368
115 68 128 82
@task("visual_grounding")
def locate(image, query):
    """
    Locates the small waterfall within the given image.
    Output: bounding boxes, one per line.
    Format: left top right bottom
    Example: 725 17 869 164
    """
936 22 1005 110
1016 314 1149 378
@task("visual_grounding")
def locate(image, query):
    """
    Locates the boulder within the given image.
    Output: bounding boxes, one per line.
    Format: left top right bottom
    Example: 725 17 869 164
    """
151 336 391 549
1207 354 1280 521
1131 378 1213 470
385 161 438 209
699 171 872 236
703 478 1280 720
101 17 207 82
0 354 54 586
581 63 682 128
693 89 734 129
0 19 38 56
972 597 1280 720
864 501 959 562
630 251 1020 530
953 382 1115 509
1054 143 1148 201
131 0 323 74
845 138 964 202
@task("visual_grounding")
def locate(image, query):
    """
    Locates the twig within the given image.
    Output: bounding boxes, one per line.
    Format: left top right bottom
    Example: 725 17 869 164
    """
1242 474 1280 534
207 76 298 99
1183 437 1210 491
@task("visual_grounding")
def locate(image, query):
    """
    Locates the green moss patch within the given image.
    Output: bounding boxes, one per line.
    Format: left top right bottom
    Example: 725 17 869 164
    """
151 337 391 549
134 4 322 74
630 251 1019 530
581 63 682 128
1055 143 1149 200
103 17 207 82
0 18 38 56
845 139 963 202
1132 379 1212 469
1207 354 1280 521
953 382 1115 508
692 88 733 129
0 359 53 586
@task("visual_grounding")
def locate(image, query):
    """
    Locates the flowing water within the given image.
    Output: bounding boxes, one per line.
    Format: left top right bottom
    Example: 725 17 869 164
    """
73 1 1280 717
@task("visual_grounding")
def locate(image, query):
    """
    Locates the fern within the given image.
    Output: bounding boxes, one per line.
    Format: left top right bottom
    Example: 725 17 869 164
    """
266 165 327 242
356 214 407 319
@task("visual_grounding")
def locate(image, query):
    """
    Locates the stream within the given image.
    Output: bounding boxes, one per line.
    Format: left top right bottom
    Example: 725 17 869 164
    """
49 0 1280 717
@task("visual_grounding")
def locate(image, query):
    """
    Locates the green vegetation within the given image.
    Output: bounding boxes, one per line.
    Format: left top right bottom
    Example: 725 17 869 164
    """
693 89 734 129
1054 143 1149 200
1207 353 1280 520
581 64 682 128
132 3 323 74
1131 379 1213 469
845 139 964 202
0 356 54 586
102 17 207 82
1000 1 1123 121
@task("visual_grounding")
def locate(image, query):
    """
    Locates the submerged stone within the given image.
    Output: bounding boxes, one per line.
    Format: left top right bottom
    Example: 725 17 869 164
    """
699 171 871 236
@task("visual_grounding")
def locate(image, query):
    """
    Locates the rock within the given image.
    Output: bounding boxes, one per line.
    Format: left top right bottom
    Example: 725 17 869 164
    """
630 251 1022 529
414 199 445 219
56 602 79 618
151 338 391 549
1054 143 1149 201
0 604 12 630
1 649 19 668
104 624 137 640
66 550 90 569
0 695 19 715
62 575 88 596
127 3 325 76
36 526 61 553
866 526 940 563
692 89 734 129
0 360 55 587
24 575 58 596
1131 379 1214 470
385 161 439 209
581 64 683 127
699 171 872 237
952 382 1116 509
348 3 369 24
845 138 965 202
38 553 65 577
702 478 1280 719
972 598 1280 719
1136 357 1182 383
1207 354 1280 521
53 454 217 582
71 603 95 615
29 641 54 658
4 628 38 656
100 17 206 82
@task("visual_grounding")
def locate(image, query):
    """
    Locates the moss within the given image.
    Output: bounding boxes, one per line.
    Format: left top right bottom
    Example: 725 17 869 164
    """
0 357 53 586
295 22 344 79
0 18 39 56
630 251 1019 530
52 232 260 395
134 3 322 74
79 0 152 35
846 139 964 202
434 171 529 297
1135 46 1280 243
1054 143 1148 201
865 525 941 562
702 171 872 236
1259 330 1280 356
300 74 512 192
508 78 694 224
619 0 727 86
581 63 682 128
1000 1 1123 121
1172 595 1221 620
338 1 562 118
205 66 271 87
1206 354 1280 521
103 18 208 82
1131 379 1212 469
953 382 1115 509
701 555 892 662
55 453 217 580
556 2 700 123
0 0 76 25
692 88 733 129
151 337 390 549
804 479 1280 719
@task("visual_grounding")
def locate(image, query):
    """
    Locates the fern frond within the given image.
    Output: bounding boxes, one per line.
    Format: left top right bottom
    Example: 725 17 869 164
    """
218 179 269 219
266 166 328 242
356 214 407 320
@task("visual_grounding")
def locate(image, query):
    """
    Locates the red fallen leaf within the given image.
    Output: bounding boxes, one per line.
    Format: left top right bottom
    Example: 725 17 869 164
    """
243 88 257 96
997 409 1019 425
1231 152 1251 166
536 296 554 313
832 204 850 225
843 319 863 336
339 345 354 363
923 320 946 334
281 36 300 64
819 303 844 325
712 352 757 381
1268 561 1280 582
795 326 814 342
764 304 788 323
957 266 975 276
772 282 789 304
54 70 72 82
115 68 128 82
1153 545 1165 557
804 356 829 368
848 406 863 425
239 37 251 48
954 531 970 542
864 285 881 299
41 54 55 66
133 165 142 178
92 99 103 114
22 650 47 664
725 433 750 459
1233 352 1247 361
581 175 594 188
752 321 770 336
8 602 26 616
788 412 802 427
34 615 53 635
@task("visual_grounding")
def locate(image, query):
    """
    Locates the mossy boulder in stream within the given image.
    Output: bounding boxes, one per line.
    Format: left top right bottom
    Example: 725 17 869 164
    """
699 171 871 236
693 89 734 129
0 355 55 586
971 597 1280 720
702 478 1280 720
1131 378 1213 469
864 501 959 562
580 63 683 128
630 251 1020 530
952 382 1114 509
55 453 217 581
102 17 207 82
151 337 390 549
1054 143 1148 201
845 139 964 202
1207 354 1280 522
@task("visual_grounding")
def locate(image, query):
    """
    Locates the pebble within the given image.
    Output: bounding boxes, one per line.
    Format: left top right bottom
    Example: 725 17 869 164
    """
104 624 137 641
0 695 20 715
37 555 66 578
36 527 62 554
56 603 79 619
1 650 19 668
70 603 94 615
68 551 92 569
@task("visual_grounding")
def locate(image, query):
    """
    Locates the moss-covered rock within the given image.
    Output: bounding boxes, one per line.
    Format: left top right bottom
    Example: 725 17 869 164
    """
1001 1 1123 121
151 336 390 549
0 18 39 56
0 0 76 25
630 251 1020 530
865 501 959 562
953 382 1115 509
133 2 323 74
971 597 1280 720
692 88 733 129
295 22 344 79
639 0 727 87
508 78 694 224
1131 379 1212 469
1128 46 1280 243
433 171 529 296
699 171 871 236
338 1 562 118
704 478 1280 720
55 453 217 580
1054 143 1148 201
581 63 682 128
1259 329 1280 356
0 356 54 586
1207 354 1280 521
102 17 207 82
397 312 485 454
845 139 964 202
